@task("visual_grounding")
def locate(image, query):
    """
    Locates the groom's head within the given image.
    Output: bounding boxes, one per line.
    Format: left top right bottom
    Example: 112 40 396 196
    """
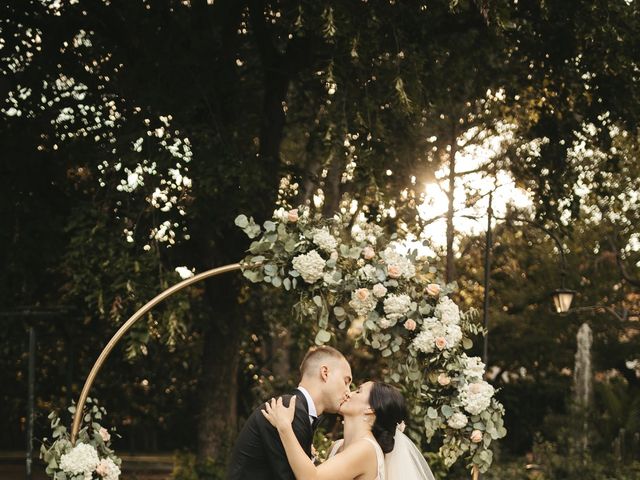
299 346 352 415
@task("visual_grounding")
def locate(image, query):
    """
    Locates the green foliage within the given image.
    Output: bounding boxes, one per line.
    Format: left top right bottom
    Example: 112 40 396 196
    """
237 207 505 472
40 398 121 480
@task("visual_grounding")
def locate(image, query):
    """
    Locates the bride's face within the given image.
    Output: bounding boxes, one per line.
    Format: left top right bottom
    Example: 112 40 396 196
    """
338 381 374 417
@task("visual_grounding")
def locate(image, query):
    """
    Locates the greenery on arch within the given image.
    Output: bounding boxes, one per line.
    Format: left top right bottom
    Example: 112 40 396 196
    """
236 206 506 472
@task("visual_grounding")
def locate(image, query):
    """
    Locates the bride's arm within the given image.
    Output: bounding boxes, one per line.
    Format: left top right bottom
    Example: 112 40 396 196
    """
263 397 373 480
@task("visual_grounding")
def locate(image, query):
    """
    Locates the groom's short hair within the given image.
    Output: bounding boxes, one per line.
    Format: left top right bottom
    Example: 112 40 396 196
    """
299 346 345 376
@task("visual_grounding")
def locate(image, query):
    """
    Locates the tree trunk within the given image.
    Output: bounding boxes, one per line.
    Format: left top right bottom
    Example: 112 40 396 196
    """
196 276 243 462
446 123 457 283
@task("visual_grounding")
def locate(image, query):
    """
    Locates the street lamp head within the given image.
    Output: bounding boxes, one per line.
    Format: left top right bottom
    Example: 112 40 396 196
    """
552 288 576 314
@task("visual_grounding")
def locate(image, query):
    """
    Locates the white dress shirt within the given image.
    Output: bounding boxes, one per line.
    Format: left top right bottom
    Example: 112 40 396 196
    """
296 386 318 425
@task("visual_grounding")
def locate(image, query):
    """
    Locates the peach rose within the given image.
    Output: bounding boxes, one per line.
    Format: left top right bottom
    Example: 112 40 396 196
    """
99 427 111 442
96 463 108 477
471 430 483 443
363 246 375 260
437 373 451 386
403 319 417 331
387 265 401 278
355 288 370 302
287 209 299 222
469 382 483 394
425 283 441 296
435 336 448 350
330 251 339 261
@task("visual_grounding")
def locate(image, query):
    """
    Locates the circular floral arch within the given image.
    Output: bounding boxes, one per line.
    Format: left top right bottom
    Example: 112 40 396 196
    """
41 207 505 480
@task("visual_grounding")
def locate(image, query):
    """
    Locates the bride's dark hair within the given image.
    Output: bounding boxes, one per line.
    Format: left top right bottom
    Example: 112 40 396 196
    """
369 382 407 454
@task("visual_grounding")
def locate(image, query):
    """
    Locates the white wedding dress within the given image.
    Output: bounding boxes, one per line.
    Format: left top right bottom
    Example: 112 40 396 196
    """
328 429 435 480
329 437 385 480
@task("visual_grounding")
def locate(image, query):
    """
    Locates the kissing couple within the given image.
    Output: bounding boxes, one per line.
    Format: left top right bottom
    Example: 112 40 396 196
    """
227 346 435 480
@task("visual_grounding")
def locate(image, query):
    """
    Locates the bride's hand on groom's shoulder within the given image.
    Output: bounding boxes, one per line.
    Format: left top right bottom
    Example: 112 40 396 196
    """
262 396 296 432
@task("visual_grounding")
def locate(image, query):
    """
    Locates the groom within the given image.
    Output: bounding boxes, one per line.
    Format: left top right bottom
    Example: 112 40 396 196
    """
227 345 352 479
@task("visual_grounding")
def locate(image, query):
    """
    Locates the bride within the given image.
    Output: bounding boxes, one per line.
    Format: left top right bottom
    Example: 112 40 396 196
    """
262 381 435 480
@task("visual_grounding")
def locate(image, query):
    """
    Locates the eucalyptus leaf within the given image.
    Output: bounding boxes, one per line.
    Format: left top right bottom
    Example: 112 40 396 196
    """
315 329 331 344
234 214 249 228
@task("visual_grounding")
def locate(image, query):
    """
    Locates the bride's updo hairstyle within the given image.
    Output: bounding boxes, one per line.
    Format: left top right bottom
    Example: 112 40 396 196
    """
369 382 407 454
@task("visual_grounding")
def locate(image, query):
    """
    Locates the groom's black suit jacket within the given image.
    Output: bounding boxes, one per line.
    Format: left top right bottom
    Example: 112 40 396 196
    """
226 390 314 480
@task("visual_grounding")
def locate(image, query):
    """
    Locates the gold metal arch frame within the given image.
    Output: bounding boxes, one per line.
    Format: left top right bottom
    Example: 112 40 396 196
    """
70 262 242 442
69 260 480 480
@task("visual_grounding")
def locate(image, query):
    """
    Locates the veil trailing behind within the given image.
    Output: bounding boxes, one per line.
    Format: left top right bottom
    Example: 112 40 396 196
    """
384 428 435 480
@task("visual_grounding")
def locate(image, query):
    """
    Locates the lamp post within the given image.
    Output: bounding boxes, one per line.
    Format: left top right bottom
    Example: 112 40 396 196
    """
552 287 577 314
482 210 573 365
0 307 72 480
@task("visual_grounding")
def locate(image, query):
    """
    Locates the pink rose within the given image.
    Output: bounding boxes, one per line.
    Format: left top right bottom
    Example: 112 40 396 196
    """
403 319 417 331
363 246 375 260
96 460 109 476
99 427 111 442
330 251 339 261
425 283 441 296
287 209 299 222
437 373 451 386
435 337 448 350
355 288 370 302
469 382 483 394
471 430 483 443
387 265 401 278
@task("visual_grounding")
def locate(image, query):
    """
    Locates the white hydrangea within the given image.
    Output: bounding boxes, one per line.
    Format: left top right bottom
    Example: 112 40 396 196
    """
59 443 100 479
372 283 387 298
273 207 289 222
312 227 338 253
357 264 378 282
383 294 412 320
435 296 461 325
462 354 486 380
351 224 366 243
447 412 469 429
292 250 326 283
461 380 495 415
96 457 121 480
412 327 436 353
349 288 378 316
380 246 416 279
412 317 462 353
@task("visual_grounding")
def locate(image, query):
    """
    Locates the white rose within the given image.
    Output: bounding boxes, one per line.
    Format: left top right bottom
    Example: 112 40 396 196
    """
447 412 468 429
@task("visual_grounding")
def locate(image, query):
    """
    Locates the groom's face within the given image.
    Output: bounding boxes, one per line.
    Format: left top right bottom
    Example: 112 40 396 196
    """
323 358 352 414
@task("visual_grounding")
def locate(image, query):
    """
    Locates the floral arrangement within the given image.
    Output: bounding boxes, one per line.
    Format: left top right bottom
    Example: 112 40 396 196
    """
236 206 506 472
40 398 121 480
